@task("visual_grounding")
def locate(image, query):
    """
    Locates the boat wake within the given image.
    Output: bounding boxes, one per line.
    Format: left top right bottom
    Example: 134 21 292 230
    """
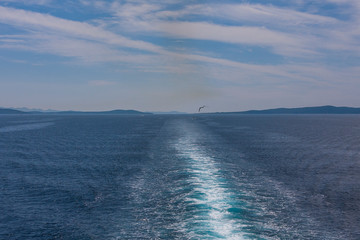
172 120 248 239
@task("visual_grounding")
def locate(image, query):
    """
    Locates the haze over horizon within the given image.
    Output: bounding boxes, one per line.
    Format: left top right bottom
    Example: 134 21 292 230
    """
1 0 360 112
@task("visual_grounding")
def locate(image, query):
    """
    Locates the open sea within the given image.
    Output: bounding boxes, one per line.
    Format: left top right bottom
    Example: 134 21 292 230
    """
1 114 359 239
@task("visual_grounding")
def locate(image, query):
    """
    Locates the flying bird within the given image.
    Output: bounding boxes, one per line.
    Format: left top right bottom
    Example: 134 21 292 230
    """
198 105 206 112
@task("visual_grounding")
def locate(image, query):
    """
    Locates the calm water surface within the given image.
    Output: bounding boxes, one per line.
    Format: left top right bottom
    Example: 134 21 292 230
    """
1 114 359 239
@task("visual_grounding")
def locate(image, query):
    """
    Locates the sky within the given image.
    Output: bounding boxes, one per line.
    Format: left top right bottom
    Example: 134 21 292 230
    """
0 0 360 112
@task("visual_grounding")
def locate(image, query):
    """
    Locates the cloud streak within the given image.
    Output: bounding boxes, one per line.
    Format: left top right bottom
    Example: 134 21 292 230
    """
0 6 162 53
0 3 358 83
107 1 360 57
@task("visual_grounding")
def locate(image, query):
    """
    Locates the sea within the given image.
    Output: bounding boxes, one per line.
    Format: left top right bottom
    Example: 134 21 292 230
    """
0 114 359 239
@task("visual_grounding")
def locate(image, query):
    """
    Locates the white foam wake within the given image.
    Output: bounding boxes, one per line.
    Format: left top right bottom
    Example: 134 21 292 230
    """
174 126 247 239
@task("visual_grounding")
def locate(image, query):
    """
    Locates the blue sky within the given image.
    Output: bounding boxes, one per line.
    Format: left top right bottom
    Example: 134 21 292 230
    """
1 0 360 112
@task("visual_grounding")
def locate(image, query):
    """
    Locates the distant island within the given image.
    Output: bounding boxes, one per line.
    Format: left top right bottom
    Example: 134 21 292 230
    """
216 105 360 114
0 108 151 115
2 105 360 115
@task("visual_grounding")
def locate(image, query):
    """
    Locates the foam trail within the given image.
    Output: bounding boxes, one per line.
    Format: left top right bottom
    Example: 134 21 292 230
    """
174 125 247 239
0 122 54 133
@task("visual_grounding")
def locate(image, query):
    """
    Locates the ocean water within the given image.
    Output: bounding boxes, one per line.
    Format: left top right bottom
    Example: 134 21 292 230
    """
0 114 359 239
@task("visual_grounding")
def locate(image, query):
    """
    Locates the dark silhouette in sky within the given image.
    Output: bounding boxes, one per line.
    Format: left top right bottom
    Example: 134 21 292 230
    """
198 105 206 112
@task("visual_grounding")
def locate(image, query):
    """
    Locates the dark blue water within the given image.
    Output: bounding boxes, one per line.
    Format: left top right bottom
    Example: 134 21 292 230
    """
1 114 359 239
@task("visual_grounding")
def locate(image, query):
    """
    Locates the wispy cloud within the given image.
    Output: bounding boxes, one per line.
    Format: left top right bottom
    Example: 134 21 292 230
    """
156 3 339 26
0 6 162 53
0 3 358 87
105 1 360 57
